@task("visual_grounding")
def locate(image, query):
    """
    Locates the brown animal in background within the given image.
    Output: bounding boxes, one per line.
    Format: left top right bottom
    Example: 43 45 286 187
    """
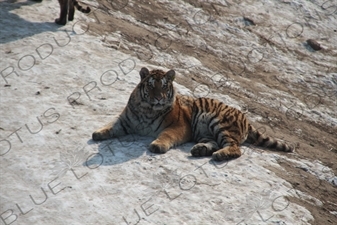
55 0 90 25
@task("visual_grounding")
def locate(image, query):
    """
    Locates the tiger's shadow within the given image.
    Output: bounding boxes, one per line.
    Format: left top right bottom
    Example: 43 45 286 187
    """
85 135 157 167
85 135 237 167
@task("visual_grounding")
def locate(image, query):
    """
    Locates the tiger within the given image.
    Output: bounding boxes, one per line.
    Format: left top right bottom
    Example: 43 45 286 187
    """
55 0 91 25
92 67 294 161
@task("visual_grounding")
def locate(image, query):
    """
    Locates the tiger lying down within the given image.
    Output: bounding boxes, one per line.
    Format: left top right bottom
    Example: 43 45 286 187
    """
92 67 293 161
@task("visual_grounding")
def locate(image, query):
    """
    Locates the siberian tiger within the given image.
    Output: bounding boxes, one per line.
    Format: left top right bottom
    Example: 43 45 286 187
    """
92 67 293 161
55 0 91 25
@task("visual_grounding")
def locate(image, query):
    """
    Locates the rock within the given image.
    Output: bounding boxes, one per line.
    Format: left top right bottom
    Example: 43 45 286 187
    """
306 39 322 51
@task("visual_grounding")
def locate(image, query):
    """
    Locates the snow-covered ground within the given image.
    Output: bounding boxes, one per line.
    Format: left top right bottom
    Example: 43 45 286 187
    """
1 0 336 224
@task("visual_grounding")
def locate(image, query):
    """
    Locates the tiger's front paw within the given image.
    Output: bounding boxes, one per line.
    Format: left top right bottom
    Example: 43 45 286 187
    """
92 129 111 141
149 141 170 154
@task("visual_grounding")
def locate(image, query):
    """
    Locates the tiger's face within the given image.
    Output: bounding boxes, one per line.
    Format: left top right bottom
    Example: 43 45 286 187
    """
139 67 176 111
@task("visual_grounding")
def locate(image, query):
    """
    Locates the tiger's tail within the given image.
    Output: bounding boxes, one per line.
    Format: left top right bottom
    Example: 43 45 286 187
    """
73 0 91 13
246 124 294 152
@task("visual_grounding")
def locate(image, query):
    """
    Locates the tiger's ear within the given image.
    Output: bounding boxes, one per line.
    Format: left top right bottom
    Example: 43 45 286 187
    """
140 67 150 80
165 69 175 81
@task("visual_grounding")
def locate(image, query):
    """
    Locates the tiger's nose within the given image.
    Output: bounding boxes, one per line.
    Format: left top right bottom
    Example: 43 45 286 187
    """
155 96 163 101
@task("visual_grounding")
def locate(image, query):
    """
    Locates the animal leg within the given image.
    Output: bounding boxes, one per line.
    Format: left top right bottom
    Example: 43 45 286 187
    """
212 131 241 161
212 145 241 161
55 0 68 25
68 0 75 21
190 138 219 157
149 126 191 154
92 117 128 141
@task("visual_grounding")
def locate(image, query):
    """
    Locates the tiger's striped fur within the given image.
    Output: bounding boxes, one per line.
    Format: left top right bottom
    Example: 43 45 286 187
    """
92 68 293 161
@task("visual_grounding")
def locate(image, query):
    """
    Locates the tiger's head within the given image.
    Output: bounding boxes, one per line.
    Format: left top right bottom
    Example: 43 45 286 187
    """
138 67 176 111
